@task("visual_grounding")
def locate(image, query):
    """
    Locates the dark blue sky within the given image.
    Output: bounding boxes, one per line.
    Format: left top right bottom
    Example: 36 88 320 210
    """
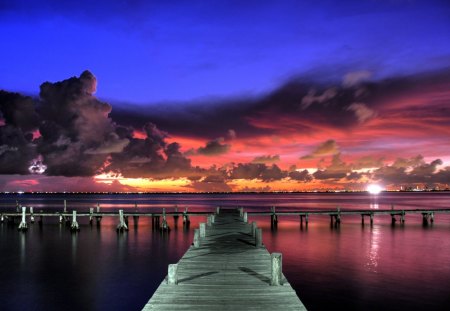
1 0 449 103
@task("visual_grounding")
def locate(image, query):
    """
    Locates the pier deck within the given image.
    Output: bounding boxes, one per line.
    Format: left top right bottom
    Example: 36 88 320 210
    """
142 209 306 310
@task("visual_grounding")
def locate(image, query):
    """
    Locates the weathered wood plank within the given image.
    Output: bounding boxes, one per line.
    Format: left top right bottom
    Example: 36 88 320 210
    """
142 209 307 311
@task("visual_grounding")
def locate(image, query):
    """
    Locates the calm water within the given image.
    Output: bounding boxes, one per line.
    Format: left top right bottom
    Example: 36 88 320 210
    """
0 192 449 311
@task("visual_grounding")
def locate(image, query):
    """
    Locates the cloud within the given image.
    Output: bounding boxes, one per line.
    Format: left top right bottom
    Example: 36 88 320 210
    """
300 87 337 110
288 169 313 182
373 155 446 185
313 154 352 180
352 156 384 170
346 103 377 123
229 163 286 182
36 70 132 176
301 139 339 159
342 71 372 88
251 154 280 164
197 138 230 156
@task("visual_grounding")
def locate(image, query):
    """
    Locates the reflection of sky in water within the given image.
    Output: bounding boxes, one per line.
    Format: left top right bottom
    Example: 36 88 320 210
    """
370 203 379 209
366 226 380 272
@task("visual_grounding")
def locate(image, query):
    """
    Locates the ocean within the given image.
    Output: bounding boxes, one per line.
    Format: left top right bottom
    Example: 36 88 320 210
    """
0 192 449 310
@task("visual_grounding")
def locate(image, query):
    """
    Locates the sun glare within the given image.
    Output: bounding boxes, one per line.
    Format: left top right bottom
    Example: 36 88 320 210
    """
367 184 382 194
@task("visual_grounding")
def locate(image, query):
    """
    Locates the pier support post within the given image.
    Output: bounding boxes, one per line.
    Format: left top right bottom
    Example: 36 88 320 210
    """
199 223 206 238
173 206 179 222
430 212 434 223
117 209 128 232
18 206 27 232
193 229 200 248
96 203 102 224
216 206 220 215
183 207 190 225
336 207 341 225
239 207 244 217
255 228 263 247
243 212 248 223
207 215 212 226
161 208 170 231
400 211 405 224
89 208 94 224
30 207 35 223
361 214 365 225
70 210 79 232
270 253 283 286
391 214 397 225
167 264 178 285
251 221 257 237
64 200 67 213
370 213 374 226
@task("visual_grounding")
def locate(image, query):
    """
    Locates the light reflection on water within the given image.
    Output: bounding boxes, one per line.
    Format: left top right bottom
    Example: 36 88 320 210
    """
0 192 449 311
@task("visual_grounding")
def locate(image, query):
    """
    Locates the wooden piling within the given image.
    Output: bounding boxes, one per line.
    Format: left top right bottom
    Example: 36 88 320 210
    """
70 210 80 232
251 221 257 237
243 211 248 223
270 252 283 286
193 229 200 248
199 222 206 237
30 207 35 223
255 228 263 247
117 209 128 232
18 206 27 232
167 264 178 285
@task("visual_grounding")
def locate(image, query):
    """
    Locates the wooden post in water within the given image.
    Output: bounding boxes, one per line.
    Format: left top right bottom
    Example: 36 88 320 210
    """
243 212 248 223
305 213 309 225
64 200 67 213
173 205 179 222
239 207 244 217
207 215 212 226
16 200 19 212
193 229 200 248
70 210 80 232
271 206 278 226
400 210 405 223
161 208 170 231
251 221 257 237
370 213 374 226
255 228 263 247
117 209 128 232
183 207 190 225
270 253 283 286
430 212 434 223
167 264 178 285
18 206 27 232
30 207 35 223
199 223 206 237
89 208 94 224
216 206 220 215
96 203 102 224
336 207 341 224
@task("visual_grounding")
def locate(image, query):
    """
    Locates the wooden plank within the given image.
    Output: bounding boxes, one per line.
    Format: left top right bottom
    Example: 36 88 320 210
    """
142 209 307 311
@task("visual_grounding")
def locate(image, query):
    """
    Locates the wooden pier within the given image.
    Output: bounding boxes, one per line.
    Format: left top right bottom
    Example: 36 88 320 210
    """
142 208 307 311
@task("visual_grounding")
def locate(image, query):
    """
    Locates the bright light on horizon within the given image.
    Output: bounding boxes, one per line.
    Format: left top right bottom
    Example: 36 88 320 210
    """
367 184 383 194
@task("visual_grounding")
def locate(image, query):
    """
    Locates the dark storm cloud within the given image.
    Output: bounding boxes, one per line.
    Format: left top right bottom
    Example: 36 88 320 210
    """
37 70 129 176
288 169 313 182
197 138 230 156
229 163 286 182
0 91 39 174
112 68 450 142
301 140 339 159
251 155 280 164
373 155 448 185
105 122 204 179
313 154 352 180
